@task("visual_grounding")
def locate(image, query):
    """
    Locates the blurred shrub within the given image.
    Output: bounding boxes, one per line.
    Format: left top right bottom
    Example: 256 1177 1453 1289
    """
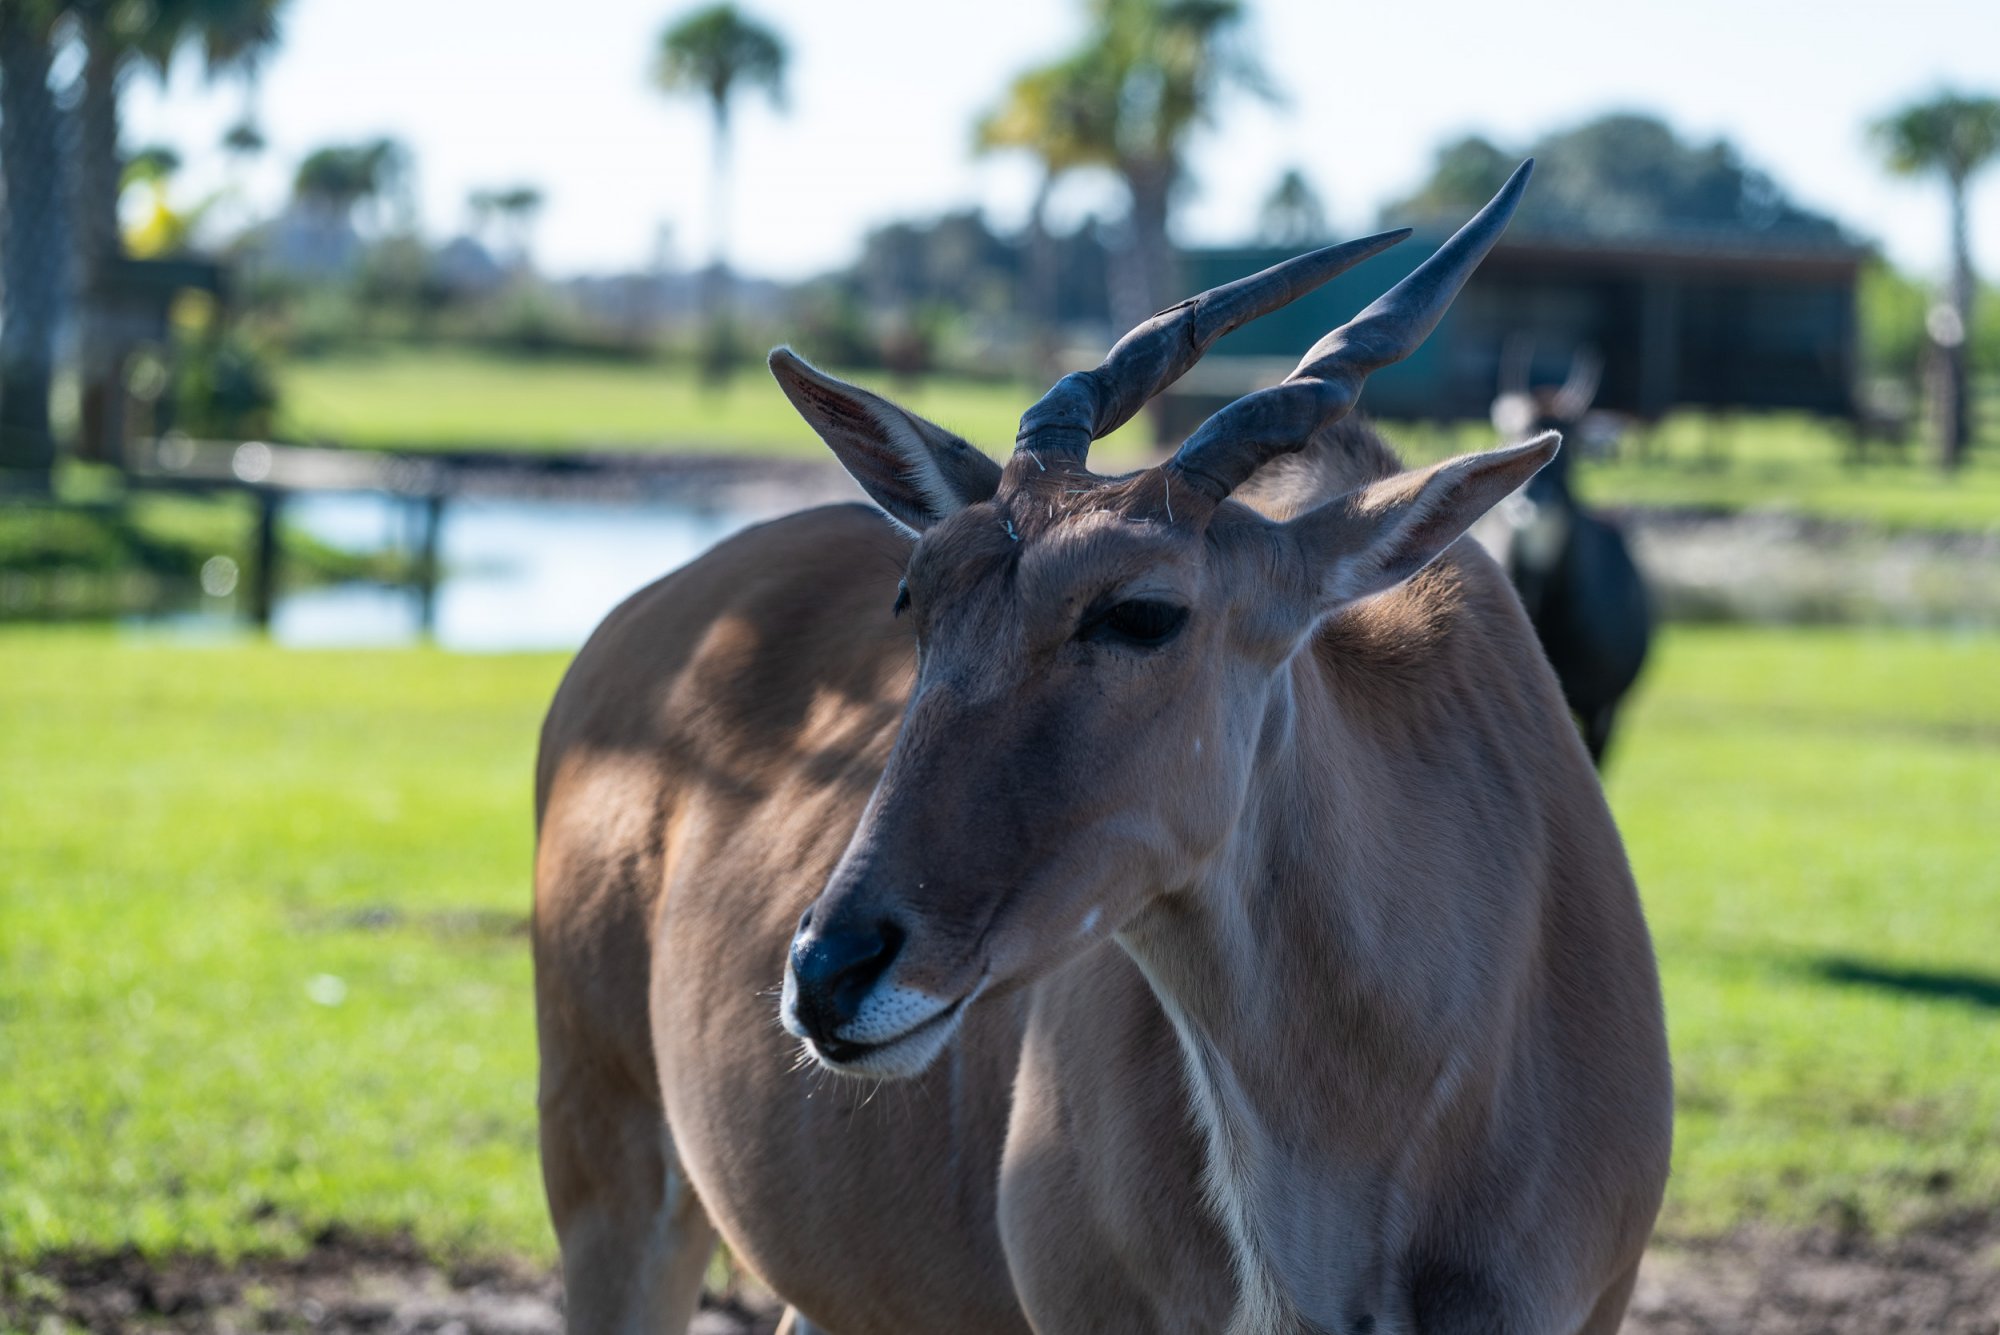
1860 259 2000 382
281 285 371 356
1982 285 2000 371
458 287 657 361
0 507 147 575
1859 260 1928 380
786 281 875 368
877 307 938 377
0 494 413 621
356 236 455 337
134 289 285 441
481 287 570 354
167 329 281 440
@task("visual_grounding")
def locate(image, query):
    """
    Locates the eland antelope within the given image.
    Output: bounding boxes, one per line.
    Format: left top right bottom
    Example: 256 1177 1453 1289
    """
1489 342 1655 765
533 160 1672 1335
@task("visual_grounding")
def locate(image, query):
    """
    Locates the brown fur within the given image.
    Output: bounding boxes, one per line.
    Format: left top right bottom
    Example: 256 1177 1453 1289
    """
534 411 1672 1333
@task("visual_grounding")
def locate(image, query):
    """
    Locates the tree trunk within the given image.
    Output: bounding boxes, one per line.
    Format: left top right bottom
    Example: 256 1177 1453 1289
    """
699 100 734 383
1939 174 1974 470
1111 156 1177 335
1115 156 1180 443
1025 171 1060 380
69 10 129 464
0 3 64 480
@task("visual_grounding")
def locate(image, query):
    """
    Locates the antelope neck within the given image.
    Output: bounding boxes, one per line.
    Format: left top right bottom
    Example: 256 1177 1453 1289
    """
1114 652 1510 1333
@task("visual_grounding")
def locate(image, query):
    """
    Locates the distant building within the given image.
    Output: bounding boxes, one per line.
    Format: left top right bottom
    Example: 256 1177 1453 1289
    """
1179 226 1870 424
431 236 508 299
555 268 789 337
237 204 364 282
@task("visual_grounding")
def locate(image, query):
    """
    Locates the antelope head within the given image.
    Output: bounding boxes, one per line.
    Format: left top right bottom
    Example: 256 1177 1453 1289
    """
776 162 1557 1078
1492 335 1601 493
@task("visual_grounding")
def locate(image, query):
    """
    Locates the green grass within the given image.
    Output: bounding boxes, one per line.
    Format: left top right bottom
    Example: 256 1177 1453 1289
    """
1580 424 2000 531
1391 412 2000 532
3 625 1997 1263
0 638 566 1259
275 345 1149 465
276 345 2000 531
1605 628 2000 1235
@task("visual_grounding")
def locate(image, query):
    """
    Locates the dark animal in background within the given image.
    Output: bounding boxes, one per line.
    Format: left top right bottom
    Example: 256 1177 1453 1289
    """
1489 340 1654 766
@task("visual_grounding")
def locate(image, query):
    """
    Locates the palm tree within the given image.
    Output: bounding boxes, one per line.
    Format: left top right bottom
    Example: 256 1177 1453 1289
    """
975 54 1115 373
496 186 546 269
469 184 546 269
976 53 1116 226
222 118 266 160
653 2 787 372
67 0 289 461
293 138 407 230
1259 167 1328 246
213 115 266 234
1100 0 1276 329
982 0 1275 339
1871 90 2000 469
0 0 65 480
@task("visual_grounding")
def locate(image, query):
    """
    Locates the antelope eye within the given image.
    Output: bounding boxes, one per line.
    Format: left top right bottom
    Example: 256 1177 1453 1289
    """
1081 598 1188 648
892 582 911 618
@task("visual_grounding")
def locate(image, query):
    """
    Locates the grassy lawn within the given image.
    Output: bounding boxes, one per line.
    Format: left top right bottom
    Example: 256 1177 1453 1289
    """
1 639 565 1260
1391 412 2000 532
1606 628 2000 1235
4 624 1997 1264
1579 424 2000 531
276 346 1144 466
276 346 2000 530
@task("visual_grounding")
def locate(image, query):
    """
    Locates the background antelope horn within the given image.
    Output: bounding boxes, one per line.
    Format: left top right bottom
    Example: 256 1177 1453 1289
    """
1553 344 1604 422
1499 332 1535 397
1165 159 1535 502
1013 228 1411 462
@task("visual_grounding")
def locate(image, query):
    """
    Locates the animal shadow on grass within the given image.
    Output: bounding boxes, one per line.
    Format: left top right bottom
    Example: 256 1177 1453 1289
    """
1806 956 2000 1011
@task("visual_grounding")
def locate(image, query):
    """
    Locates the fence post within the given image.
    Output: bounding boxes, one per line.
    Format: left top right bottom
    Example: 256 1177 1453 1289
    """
415 492 444 639
249 489 282 631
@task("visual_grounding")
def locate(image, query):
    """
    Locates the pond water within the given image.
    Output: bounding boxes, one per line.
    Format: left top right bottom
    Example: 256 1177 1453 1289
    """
168 493 771 652
128 490 2000 650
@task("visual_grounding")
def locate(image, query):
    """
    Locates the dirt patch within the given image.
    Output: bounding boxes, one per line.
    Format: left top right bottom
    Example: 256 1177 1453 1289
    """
7 1217 1998 1333
0 1229 778 1335
1625 506 2000 628
1628 1211 2000 1334
310 905 531 940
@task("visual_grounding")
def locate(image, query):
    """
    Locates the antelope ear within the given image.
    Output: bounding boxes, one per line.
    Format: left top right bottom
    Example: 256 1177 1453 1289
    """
1290 432 1560 608
769 348 1002 533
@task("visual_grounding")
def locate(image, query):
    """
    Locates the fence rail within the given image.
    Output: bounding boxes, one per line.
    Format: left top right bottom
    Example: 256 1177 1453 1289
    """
122 436 851 632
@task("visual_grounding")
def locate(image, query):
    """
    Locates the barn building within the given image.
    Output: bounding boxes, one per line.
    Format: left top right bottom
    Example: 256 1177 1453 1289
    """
1176 225 1871 425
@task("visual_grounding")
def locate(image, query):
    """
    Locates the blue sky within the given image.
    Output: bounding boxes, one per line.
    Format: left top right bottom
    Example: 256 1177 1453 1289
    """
125 0 2000 282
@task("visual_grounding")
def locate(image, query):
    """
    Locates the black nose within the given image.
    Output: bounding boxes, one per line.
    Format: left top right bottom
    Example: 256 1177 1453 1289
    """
788 915 904 1047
